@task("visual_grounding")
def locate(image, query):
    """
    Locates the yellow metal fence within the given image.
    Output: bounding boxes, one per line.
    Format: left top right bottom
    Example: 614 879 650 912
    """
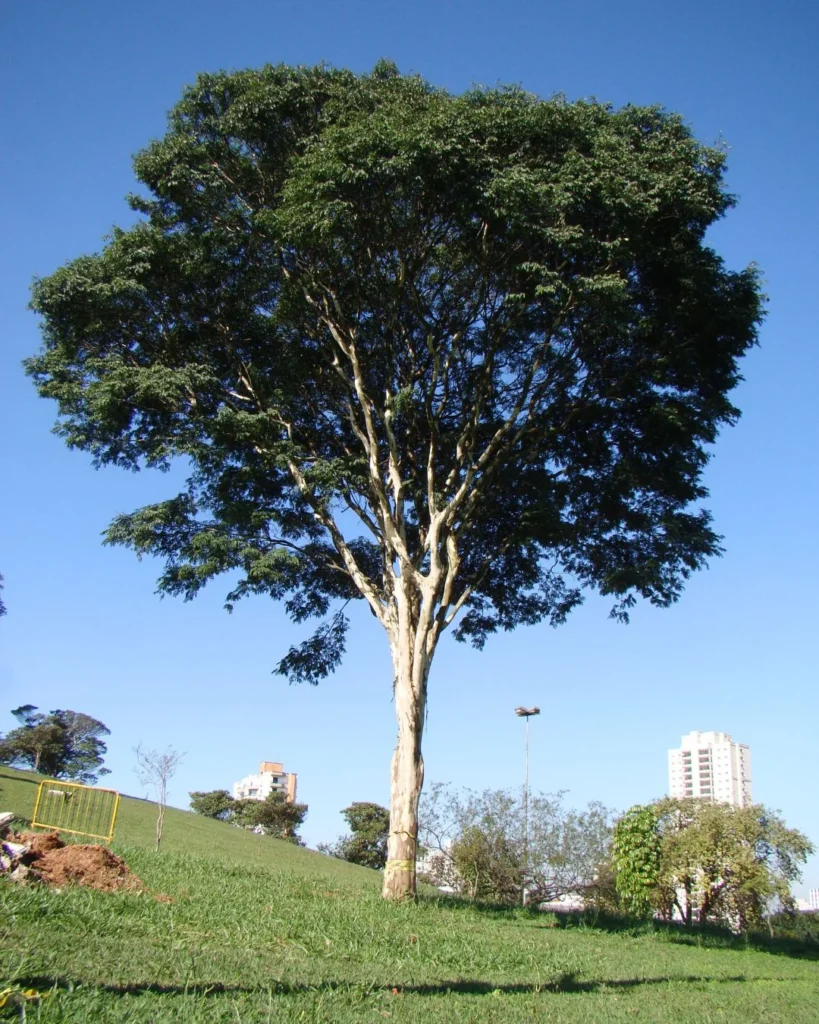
31 779 120 844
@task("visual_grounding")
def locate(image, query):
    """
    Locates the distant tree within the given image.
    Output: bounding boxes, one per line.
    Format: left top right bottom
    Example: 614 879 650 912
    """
234 791 308 844
189 789 235 820
0 573 6 616
451 822 522 902
653 799 813 931
419 783 613 905
767 908 819 944
27 61 764 899
0 705 111 783
611 799 814 931
581 859 622 914
611 805 663 918
134 744 184 852
320 802 390 869
0 706 62 776
527 797 614 906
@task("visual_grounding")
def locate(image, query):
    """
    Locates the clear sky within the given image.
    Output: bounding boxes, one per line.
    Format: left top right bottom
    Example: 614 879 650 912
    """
1 0 817 889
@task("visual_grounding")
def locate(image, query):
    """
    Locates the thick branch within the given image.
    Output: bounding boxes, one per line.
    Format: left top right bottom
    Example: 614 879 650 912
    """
286 458 387 625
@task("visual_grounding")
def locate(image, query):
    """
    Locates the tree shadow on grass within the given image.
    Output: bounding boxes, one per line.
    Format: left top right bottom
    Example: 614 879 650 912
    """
552 910 819 962
12 973 771 1000
417 893 819 962
0 768 40 792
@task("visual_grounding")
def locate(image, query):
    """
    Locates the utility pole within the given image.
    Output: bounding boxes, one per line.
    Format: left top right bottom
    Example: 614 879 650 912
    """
514 705 540 907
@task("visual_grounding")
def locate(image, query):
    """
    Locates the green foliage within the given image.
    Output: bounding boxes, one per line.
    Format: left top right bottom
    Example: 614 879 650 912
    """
420 783 614 905
767 910 819 944
0 705 110 784
188 789 235 820
26 61 764 684
233 791 308 843
612 805 662 918
611 799 814 931
320 801 390 868
341 801 391 840
451 823 523 902
581 859 622 914
651 798 814 930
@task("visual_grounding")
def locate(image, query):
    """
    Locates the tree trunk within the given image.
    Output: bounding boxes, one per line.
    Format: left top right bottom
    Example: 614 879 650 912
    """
155 803 165 852
382 599 430 900
683 882 693 927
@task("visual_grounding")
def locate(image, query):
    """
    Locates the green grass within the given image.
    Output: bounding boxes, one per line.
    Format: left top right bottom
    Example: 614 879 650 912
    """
0 766 373 883
2 768 818 1022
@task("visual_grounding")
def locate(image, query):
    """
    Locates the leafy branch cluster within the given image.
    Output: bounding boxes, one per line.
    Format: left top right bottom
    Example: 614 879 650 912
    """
189 788 308 843
612 804 662 916
418 783 614 905
26 62 763 682
0 705 110 784
612 799 813 930
318 801 390 868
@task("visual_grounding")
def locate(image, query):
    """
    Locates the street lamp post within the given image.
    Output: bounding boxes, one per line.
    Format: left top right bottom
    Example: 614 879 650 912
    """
514 706 540 907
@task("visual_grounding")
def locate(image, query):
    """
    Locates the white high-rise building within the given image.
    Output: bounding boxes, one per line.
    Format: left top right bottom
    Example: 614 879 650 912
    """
809 889 819 911
668 731 752 807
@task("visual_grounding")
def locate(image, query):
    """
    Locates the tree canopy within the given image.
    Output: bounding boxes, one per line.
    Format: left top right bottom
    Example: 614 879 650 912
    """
419 783 614 905
320 801 390 868
189 788 307 842
0 705 111 784
612 799 813 931
189 789 235 820
26 61 764 897
233 791 308 843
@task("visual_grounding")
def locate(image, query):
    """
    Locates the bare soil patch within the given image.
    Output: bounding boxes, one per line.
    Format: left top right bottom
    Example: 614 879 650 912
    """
30 840 144 892
20 830 63 856
4 831 145 893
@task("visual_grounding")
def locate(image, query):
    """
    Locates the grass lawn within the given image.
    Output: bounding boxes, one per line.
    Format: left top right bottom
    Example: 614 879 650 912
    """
1 767 817 1022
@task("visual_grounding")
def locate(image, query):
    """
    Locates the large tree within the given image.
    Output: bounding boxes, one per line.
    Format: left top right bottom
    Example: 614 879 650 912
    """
26 62 763 899
0 705 111 783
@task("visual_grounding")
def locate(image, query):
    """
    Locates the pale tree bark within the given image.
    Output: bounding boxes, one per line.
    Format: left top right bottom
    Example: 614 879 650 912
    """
383 653 427 899
286 300 540 900
382 575 434 900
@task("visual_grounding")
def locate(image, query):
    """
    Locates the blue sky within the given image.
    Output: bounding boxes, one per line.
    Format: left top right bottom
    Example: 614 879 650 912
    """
1 0 817 889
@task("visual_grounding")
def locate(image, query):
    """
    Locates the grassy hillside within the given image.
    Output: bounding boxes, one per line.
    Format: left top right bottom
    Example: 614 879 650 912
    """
2 767 818 1022
0 766 374 883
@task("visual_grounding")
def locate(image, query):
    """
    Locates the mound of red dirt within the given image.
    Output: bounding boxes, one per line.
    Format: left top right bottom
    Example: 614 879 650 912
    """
34 843 144 892
20 830 64 856
10 831 145 893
